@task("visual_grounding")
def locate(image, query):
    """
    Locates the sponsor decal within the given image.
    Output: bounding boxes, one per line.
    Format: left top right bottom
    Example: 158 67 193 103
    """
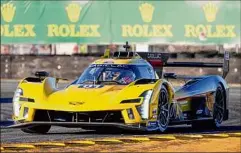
147 53 162 59
69 101 85 105
1 3 36 37
121 2 173 38
152 108 157 119
184 2 237 41
148 121 158 126
79 84 103 88
90 64 128 68
47 3 101 38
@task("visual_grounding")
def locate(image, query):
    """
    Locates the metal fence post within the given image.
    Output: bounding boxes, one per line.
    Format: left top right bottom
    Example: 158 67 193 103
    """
235 44 239 54
9 55 13 79
218 45 224 54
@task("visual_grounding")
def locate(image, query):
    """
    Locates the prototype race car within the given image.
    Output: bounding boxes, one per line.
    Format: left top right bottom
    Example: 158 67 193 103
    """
10 42 229 133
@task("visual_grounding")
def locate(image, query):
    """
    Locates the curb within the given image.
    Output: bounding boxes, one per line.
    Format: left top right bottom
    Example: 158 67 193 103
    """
32 142 66 148
94 139 124 144
202 134 229 138
228 132 241 137
1 132 240 152
118 137 150 143
149 135 176 141
64 140 95 146
174 134 203 140
1 144 35 150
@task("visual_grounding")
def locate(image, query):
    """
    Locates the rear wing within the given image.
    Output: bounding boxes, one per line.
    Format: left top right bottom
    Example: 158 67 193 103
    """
137 51 230 79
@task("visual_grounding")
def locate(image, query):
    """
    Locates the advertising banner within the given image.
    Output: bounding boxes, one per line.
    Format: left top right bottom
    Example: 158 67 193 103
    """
1 1 240 45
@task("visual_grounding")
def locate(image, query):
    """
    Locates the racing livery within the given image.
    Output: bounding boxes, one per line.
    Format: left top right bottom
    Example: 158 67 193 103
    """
10 42 229 133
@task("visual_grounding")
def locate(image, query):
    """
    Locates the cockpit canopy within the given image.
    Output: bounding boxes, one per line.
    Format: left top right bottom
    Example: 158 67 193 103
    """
77 64 156 85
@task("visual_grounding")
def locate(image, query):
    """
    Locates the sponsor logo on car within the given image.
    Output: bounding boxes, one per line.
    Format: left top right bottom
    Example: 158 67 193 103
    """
79 84 104 88
69 101 85 105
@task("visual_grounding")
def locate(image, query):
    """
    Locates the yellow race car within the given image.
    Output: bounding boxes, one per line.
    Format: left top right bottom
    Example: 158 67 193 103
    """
10 43 229 133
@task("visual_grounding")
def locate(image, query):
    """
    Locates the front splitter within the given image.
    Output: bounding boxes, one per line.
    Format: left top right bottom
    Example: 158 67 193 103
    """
7 121 147 131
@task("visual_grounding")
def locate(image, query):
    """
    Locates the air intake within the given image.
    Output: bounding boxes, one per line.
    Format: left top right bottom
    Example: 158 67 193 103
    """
113 51 135 59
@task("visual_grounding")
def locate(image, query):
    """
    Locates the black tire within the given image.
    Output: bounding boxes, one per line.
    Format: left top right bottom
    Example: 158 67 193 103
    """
157 85 169 132
192 84 226 129
212 84 226 127
21 125 51 134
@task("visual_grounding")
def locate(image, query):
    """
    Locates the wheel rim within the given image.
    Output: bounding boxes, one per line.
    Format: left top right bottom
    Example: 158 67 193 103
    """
158 89 169 128
213 87 225 125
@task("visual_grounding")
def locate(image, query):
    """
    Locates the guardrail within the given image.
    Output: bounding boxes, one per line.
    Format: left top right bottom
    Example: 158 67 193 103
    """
0 98 13 126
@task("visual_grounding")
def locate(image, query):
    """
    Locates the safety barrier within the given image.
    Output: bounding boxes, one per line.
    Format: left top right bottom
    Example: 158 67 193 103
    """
0 98 12 103
1 54 240 83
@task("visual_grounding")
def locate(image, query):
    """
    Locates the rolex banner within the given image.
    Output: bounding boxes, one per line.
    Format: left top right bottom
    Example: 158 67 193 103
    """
1 1 240 44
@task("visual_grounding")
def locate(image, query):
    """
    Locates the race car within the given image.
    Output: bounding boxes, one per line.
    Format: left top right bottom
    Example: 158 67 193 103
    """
10 42 229 133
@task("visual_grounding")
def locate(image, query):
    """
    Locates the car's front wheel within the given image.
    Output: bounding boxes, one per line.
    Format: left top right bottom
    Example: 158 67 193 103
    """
157 85 170 132
21 125 51 134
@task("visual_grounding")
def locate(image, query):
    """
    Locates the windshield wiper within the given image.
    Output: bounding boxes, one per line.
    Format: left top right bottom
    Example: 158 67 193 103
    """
81 80 97 84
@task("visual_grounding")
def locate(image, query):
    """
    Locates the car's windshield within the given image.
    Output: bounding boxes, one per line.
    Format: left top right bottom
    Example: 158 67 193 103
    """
76 64 155 85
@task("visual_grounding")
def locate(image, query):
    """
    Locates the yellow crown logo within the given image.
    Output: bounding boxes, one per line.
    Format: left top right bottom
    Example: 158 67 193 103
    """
139 2 154 23
65 3 82 23
1 3 16 23
202 2 218 23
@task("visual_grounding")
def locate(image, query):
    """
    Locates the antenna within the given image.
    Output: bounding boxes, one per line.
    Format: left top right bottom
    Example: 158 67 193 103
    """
123 41 131 52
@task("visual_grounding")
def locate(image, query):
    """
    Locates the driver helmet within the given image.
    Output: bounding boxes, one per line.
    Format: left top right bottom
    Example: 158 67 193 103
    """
119 71 135 84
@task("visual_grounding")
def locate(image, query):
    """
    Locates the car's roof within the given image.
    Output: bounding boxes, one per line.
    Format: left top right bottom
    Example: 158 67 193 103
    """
92 58 151 66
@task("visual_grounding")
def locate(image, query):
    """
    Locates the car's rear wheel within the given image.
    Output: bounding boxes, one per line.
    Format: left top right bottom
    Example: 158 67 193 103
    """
157 85 169 132
21 125 51 134
212 84 225 127
192 84 225 129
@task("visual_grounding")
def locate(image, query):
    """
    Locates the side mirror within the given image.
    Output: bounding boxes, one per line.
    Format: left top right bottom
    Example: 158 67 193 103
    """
35 71 49 80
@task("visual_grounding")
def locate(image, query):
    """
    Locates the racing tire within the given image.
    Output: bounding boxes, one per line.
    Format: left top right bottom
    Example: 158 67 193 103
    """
192 84 226 129
21 125 51 134
157 85 170 132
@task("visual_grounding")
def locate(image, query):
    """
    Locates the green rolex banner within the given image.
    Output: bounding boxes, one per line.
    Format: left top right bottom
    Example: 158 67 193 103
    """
1 1 240 44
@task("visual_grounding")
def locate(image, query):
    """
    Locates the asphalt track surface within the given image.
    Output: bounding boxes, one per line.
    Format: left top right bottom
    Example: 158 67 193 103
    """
0 80 240 143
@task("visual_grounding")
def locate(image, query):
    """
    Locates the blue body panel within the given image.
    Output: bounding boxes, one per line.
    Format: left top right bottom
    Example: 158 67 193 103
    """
174 75 229 100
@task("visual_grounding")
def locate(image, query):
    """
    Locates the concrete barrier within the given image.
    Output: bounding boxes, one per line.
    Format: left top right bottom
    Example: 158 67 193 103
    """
1 54 240 83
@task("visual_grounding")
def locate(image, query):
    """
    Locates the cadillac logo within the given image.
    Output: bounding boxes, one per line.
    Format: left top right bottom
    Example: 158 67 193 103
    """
69 101 85 105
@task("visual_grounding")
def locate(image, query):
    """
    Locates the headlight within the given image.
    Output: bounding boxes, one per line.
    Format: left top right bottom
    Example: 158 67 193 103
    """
13 88 23 102
137 90 153 120
13 102 21 117
13 88 23 117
